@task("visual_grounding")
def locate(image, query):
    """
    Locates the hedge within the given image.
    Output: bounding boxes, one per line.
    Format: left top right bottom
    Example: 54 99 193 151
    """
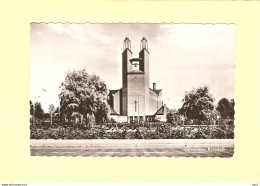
30 122 234 139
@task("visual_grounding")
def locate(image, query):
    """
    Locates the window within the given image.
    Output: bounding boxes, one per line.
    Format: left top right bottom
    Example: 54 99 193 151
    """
132 61 139 71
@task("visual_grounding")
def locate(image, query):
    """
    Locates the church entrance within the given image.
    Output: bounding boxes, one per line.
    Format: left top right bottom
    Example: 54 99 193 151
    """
129 116 144 123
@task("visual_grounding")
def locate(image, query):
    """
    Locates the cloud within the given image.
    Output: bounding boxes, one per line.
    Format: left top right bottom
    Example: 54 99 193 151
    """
95 34 111 44
50 23 70 34
49 23 85 41
71 33 85 41
70 24 83 32
157 24 235 49
69 25 85 41
49 24 111 43
156 36 168 44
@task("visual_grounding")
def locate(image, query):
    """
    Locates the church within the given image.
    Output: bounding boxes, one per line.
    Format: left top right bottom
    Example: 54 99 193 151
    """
108 37 168 123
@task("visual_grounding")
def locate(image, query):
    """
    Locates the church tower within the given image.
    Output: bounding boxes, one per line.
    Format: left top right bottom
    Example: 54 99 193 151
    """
139 37 150 116
121 37 150 121
121 37 132 115
109 37 165 123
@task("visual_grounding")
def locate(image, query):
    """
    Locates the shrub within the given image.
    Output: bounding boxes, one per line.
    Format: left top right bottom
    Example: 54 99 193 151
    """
135 127 146 139
171 127 185 139
193 127 208 139
30 121 234 139
125 129 136 139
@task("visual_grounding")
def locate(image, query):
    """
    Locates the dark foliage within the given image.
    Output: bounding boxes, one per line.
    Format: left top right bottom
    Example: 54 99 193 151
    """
30 121 234 140
216 98 235 119
179 86 216 122
34 102 44 119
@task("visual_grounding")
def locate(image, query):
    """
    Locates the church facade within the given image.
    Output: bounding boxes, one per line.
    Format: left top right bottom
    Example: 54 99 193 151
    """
108 37 168 123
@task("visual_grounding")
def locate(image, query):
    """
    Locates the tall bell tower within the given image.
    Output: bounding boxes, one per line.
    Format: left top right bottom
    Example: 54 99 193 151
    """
109 37 165 122
121 37 132 115
120 37 151 121
139 37 150 116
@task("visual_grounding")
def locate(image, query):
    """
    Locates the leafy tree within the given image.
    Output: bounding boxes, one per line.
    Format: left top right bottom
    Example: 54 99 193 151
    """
54 106 61 120
48 104 55 114
95 102 110 126
30 100 34 115
43 113 50 120
167 109 180 124
179 86 215 122
48 104 55 125
216 98 235 119
71 112 80 124
230 99 235 119
216 98 231 119
201 109 218 125
34 102 44 119
59 69 109 126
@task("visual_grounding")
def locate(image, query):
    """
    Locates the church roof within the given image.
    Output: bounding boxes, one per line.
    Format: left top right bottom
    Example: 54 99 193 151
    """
122 48 133 54
154 105 169 115
139 48 150 54
109 89 119 94
149 88 162 95
110 107 119 115
130 58 142 62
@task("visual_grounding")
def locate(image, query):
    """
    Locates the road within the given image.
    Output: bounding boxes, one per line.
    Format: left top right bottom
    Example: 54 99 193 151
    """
30 139 234 157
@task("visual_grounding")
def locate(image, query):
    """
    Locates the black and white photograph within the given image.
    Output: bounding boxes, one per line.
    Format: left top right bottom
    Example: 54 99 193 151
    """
30 23 235 157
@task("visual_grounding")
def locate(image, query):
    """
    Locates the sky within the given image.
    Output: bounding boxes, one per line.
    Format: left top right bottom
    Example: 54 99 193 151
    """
30 23 235 112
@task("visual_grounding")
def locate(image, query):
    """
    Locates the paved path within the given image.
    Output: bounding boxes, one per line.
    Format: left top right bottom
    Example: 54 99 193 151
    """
30 139 234 157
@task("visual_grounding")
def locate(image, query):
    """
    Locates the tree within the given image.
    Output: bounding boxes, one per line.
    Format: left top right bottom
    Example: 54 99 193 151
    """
48 104 55 125
167 109 180 124
95 102 110 126
179 86 215 123
30 100 34 115
216 98 231 119
34 102 44 119
216 98 235 119
230 99 235 119
59 69 109 126
43 113 50 120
